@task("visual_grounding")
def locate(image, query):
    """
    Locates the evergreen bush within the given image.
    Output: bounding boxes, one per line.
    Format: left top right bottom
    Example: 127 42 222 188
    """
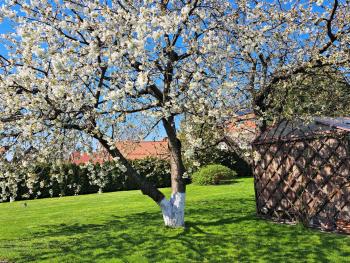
192 164 236 185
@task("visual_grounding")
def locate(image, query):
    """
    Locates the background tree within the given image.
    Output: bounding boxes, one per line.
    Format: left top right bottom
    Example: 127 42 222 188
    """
225 0 350 131
264 67 350 123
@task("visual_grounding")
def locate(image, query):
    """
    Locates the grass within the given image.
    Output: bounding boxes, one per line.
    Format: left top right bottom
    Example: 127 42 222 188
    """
0 177 349 263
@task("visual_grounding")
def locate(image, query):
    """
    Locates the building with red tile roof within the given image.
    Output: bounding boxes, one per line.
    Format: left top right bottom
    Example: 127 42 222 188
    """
70 113 259 165
116 139 169 160
225 113 257 134
70 138 169 165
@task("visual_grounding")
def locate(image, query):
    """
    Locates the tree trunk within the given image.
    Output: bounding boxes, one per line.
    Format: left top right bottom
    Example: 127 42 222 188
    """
159 191 186 227
160 117 186 227
95 119 187 227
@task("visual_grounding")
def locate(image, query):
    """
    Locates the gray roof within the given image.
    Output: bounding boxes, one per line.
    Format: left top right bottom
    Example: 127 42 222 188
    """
314 117 350 132
254 117 350 144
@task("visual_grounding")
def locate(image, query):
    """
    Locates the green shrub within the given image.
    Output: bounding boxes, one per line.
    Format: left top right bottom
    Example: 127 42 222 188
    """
184 147 252 177
191 164 236 185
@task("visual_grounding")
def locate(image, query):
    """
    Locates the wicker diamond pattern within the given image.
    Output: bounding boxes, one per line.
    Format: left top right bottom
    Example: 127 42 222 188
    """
253 132 350 234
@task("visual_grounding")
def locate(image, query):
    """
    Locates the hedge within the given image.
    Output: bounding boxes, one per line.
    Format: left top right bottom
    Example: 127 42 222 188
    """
9 158 171 201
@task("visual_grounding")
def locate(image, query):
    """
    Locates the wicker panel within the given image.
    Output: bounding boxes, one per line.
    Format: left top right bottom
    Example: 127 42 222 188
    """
253 132 350 234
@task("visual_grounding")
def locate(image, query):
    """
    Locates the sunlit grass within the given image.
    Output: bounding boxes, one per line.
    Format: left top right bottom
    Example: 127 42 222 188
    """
0 178 349 262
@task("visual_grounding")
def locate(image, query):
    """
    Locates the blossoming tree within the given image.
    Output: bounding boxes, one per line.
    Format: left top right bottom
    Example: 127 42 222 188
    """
0 0 240 227
1 0 349 227
225 0 349 131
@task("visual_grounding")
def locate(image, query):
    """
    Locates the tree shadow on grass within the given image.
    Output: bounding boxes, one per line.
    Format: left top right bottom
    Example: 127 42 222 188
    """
5 197 350 263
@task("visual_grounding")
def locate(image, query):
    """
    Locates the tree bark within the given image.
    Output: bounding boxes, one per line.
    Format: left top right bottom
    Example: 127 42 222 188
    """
160 117 187 227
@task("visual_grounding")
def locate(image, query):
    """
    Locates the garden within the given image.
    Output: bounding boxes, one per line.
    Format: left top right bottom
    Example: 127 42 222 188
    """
1 0 350 262
1 177 349 263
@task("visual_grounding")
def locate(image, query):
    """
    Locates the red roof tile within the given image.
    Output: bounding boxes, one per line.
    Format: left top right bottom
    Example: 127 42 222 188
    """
70 139 169 165
225 113 258 133
116 140 169 160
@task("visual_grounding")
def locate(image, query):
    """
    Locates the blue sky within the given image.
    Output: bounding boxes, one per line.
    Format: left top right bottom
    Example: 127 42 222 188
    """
0 17 12 56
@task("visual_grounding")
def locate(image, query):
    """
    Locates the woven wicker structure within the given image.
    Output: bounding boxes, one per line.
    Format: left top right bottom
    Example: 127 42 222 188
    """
253 118 350 234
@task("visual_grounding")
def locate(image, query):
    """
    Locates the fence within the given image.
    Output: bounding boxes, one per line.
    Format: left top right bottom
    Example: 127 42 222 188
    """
253 120 350 234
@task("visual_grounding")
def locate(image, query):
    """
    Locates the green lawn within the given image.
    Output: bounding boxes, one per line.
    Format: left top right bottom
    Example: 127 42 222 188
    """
0 177 349 263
